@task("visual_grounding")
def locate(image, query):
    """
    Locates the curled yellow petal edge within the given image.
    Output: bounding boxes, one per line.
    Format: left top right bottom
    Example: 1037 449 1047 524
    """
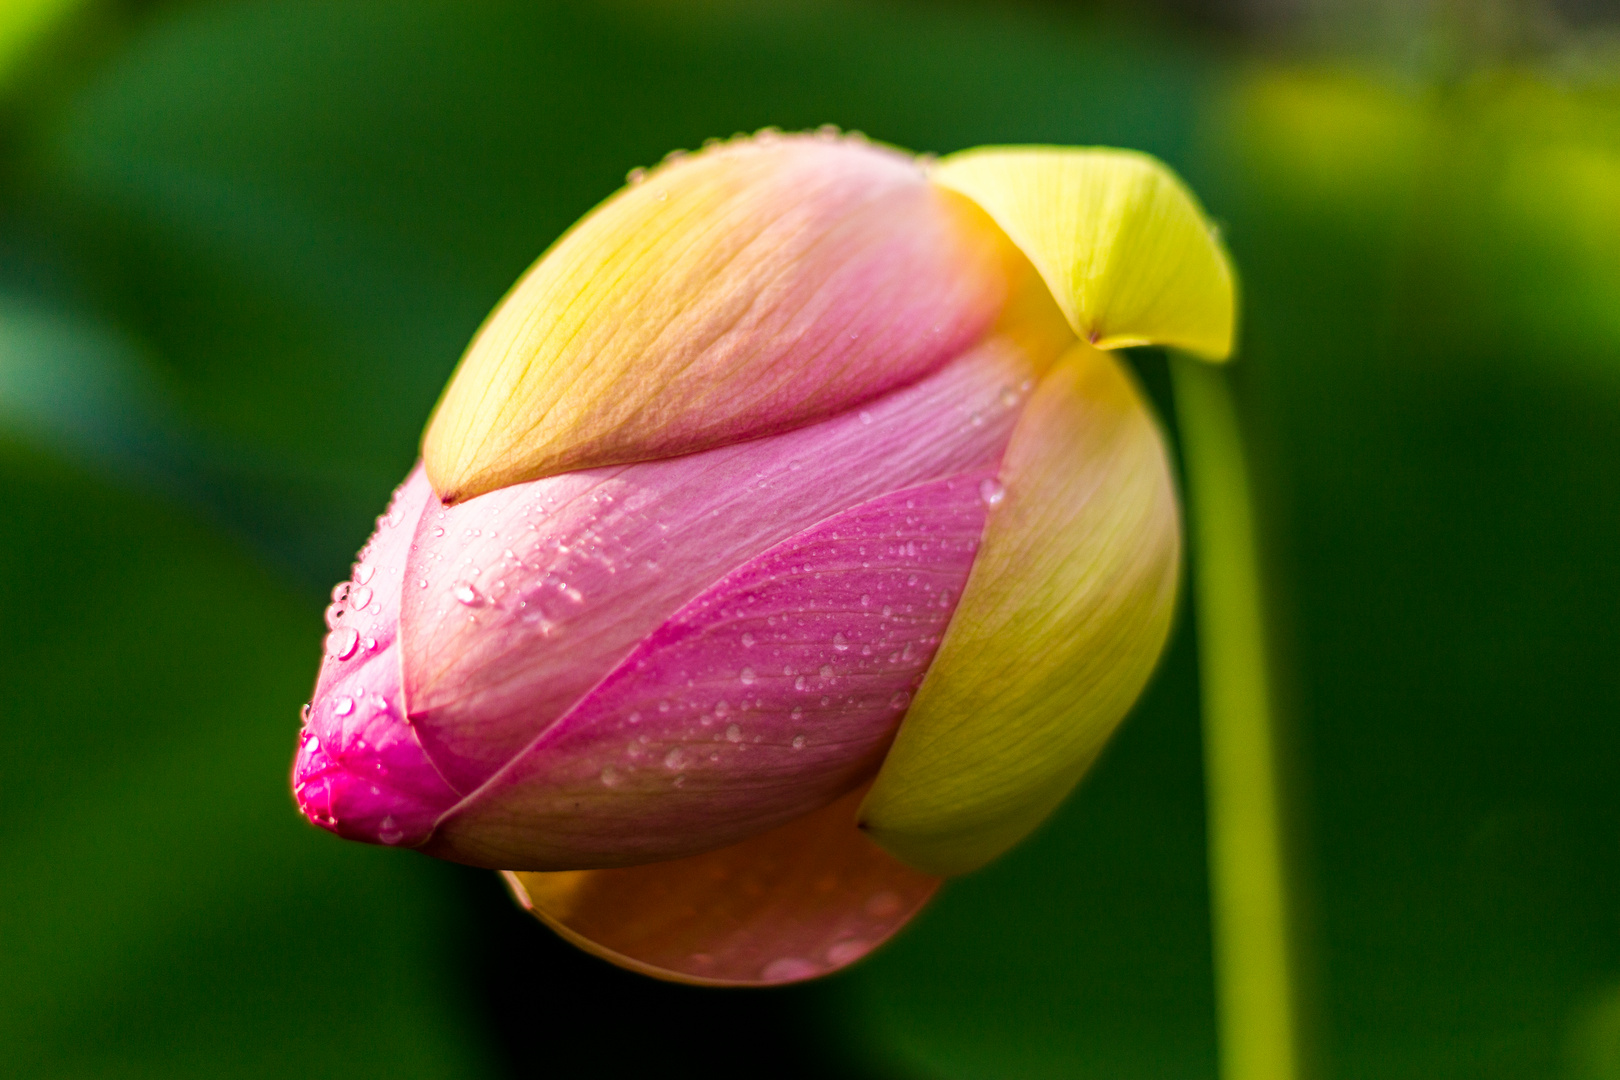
928 146 1237 361
858 344 1182 874
857 146 1236 875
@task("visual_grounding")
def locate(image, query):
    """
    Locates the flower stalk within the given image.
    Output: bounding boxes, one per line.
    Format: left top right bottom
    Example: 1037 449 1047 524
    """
1171 355 1310 1080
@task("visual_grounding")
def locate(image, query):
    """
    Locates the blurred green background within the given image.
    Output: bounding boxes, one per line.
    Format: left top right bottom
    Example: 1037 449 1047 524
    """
1 1 1617 1077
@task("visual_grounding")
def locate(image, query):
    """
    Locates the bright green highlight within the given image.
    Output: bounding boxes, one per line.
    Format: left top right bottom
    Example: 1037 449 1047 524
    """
1171 355 1307 1080
932 146 1236 360
0 0 86 91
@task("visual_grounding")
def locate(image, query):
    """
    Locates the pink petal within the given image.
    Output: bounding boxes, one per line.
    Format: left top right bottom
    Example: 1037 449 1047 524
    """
502 784 939 986
401 338 1037 794
292 467 459 846
422 133 1016 501
423 472 992 870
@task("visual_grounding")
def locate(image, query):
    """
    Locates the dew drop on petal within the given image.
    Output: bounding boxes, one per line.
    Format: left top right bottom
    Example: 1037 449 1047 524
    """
791 734 806 749
664 747 686 769
820 665 835 679
724 723 743 743
333 696 354 717
453 583 481 606
740 667 757 685
827 940 871 966
979 478 1006 506
349 585 373 610
600 765 621 787
833 633 849 652
890 691 911 710
325 626 360 659
741 632 756 647
377 816 404 845
762 958 819 982
353 563 375 585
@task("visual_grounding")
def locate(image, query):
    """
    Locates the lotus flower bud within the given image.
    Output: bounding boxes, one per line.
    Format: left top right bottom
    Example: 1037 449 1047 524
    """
292 132 1234 985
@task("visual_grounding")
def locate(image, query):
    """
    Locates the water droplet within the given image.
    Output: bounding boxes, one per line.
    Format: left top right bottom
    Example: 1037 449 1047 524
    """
626 166 647 185
325 626 360 659
790 706 804 720
324 603 346 629
826 940 871 966
890 691 911 710
664 747 686 769
627 711 641 724
832 633 849 652
794 676 807 691
858 410 873 425
726 723 743 743
865 891 904 917
741 632 756 647
432 526 445 537
820 695 831 706
333 696 355 716
860 594 870 607
740 667 757 685
353 563 375 585
330 582 351 603
1000 386 1020 408
907 573 919 586
715 700 730 717
349 585 373 610
363 636 377 651
453 583 481 606
791 734 806 749
979 478 1006 506
819 664 834 678
300 702 311 723
377 816 404 845
969 411 984 427
600 765 621 787
762 957 820 982
882 605 893 617
418 579 428 589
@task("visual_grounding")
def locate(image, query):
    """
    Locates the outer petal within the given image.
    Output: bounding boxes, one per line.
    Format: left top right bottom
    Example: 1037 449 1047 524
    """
401 338 1042 794
423 473 990 870
292 467 459 846
503 785 939 986
422 132 1016 502
859 345 1181 874
930 147 1236 360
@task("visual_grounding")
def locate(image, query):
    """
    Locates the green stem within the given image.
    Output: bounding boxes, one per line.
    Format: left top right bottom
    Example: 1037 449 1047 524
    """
1169 355 1308 1080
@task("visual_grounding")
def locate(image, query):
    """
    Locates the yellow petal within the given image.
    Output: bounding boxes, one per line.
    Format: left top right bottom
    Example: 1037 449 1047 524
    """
858 343 1181 874
422 134 1015 503
930 146 1236 360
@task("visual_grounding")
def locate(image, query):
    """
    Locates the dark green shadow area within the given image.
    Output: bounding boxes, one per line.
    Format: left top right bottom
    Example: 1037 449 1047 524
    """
0 434 495 1079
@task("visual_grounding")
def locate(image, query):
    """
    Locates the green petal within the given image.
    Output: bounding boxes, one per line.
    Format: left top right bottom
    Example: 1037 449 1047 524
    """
858 345 1180 874
930 146 1236 360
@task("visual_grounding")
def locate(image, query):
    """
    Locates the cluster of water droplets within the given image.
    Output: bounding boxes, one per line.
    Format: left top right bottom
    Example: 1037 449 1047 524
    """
622 125 890 193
